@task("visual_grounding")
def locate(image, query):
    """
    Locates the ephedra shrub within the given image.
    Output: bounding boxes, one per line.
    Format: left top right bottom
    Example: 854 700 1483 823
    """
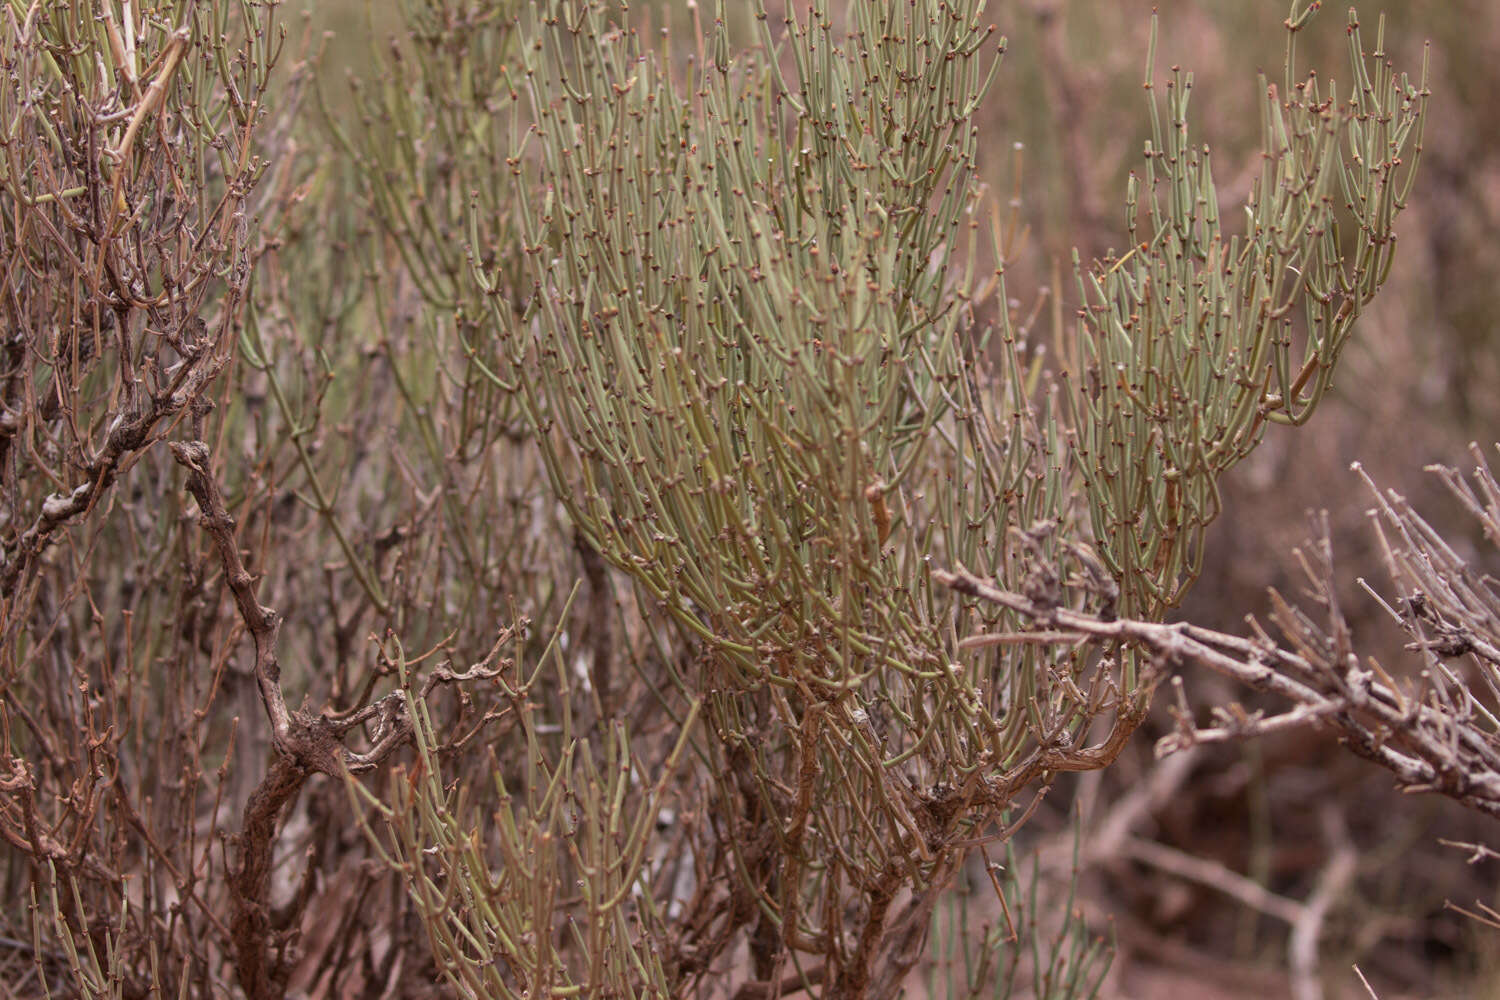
344 1 1426 997
0 0 1427 997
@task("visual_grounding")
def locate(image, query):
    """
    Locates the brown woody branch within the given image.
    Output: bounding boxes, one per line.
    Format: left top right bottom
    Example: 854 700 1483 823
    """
935 565 1500 819
170 436 517 999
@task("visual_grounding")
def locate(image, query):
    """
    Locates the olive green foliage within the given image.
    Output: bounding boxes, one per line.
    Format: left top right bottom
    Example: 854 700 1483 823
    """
256 0 562 655
349 626 699 999
926 828 1111 1000
1068 8 1427 612
345 0 1424 997
502 0 1005 692
481 2 1112 993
